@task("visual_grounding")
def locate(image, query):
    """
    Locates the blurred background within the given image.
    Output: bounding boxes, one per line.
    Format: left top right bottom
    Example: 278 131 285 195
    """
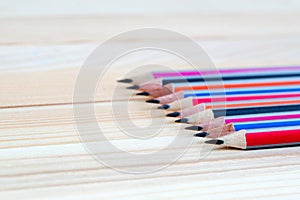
1 0 300 16
1 0 300 43
1 0 300 72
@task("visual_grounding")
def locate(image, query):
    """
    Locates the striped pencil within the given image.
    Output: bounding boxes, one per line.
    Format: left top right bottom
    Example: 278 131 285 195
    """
147 85 300 104
167 97 300 118
163 92 300 111
174 104 300 124
194 118 300 138
185 110 300 131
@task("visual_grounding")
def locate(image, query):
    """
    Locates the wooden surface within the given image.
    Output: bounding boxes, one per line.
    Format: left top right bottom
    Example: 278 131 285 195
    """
1 11 300 199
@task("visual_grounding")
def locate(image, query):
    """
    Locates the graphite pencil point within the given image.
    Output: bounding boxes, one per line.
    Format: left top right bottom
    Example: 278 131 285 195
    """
127 85 140 90
146 99 160 104
166 112 180 117
136 92 149 96
205 139 224 145
185 125 203 131
194 132 209 137
175 118 189 123
117 78 133 83
157 104 170 110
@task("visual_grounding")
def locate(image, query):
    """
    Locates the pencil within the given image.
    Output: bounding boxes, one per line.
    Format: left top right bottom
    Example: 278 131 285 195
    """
204 126 300 150
204 98 300 110
148 85 300 105
135 70 300 91
173 77 300 93
194 118 300 139
119 65 300 84
163 92 300 112
140 77 300 97
184 86 300 98
175 104 300 124
153 66 300 79
168 96 300 117
233 118 300 130
185 111 300 131
161 72 300 85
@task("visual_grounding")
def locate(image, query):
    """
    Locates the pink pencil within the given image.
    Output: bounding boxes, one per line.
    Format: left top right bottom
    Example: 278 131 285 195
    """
134 67 300 96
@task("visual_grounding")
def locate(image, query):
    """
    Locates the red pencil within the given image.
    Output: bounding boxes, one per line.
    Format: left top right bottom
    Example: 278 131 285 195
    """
205 126 300 149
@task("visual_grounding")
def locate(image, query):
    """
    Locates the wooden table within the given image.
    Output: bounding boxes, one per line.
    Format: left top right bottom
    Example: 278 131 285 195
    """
1 13 300 199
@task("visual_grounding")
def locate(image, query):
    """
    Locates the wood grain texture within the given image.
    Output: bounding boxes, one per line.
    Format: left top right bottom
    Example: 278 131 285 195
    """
1 13 300 199
1 14 300 44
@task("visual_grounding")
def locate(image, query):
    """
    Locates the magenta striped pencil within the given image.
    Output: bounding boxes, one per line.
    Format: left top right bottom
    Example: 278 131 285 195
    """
185 111 300 133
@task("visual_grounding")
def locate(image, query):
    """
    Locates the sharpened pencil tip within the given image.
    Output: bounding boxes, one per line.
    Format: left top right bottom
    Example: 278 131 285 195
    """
175 118 189 123
157 105 170 110
136 92 149 96
205 139 224 145
185 125 203 131
127 85 140 90
166 112 180 117
117 79 133 83
146 99 160 104
194 132 209 137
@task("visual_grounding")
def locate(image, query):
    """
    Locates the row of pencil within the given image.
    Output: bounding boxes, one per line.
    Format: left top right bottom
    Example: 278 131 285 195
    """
118 66 300 150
